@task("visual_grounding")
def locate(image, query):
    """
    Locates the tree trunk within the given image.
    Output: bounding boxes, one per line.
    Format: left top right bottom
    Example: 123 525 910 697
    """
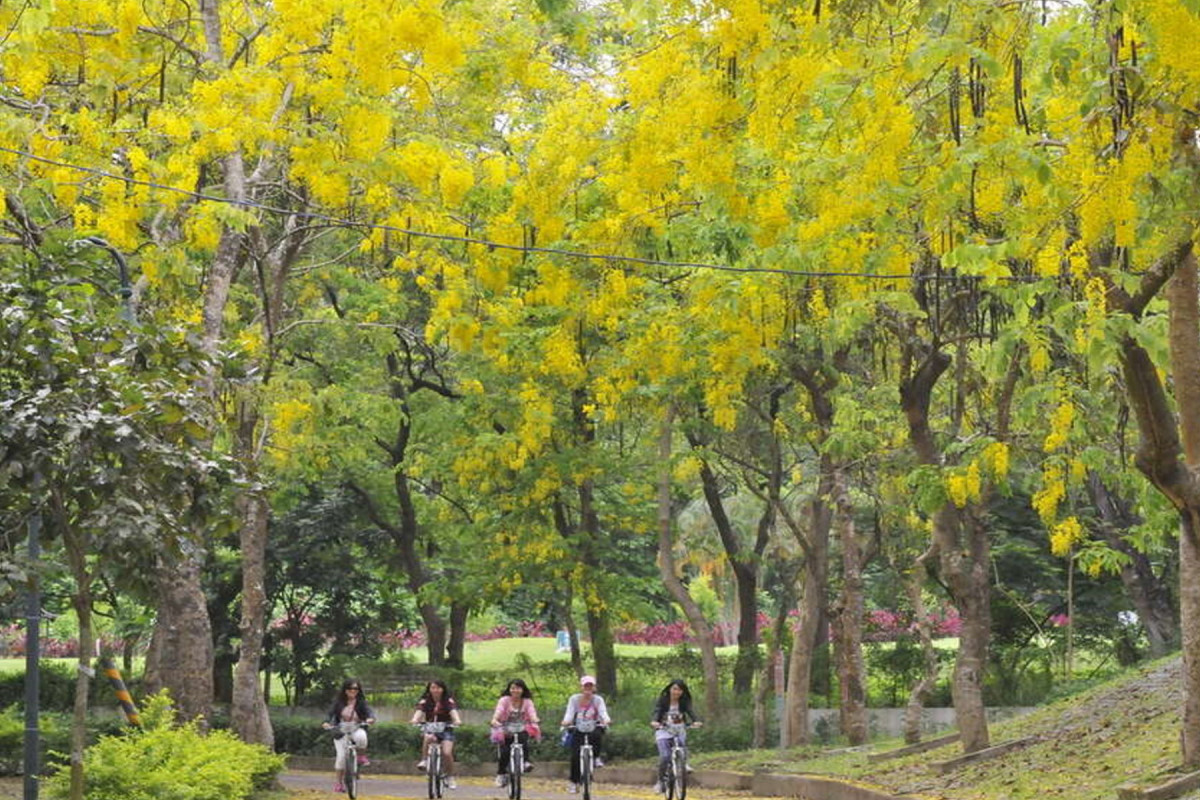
755 564 796 748
690 450 760 696
424 608 448 667
562 588 585 676
62 517 92 800
231 401 273 747
1166 251 1200 768
149 552 215 723
1106 241 1200 766
585 606 617 695
832 471 868 745
577 472 618 695
940 508 991 753
447 601 468 669
902 347 991 753
902 550 940 744
781 468 832 747
1086 473 1179 657
656 410 721 720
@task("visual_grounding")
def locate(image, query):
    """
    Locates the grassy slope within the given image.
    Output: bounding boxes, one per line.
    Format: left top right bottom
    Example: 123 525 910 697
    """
694 657 1187 800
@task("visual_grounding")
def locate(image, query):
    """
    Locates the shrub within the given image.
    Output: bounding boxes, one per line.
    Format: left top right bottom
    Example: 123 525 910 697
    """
0 662 78 712
43 693 284 800
0 707 126 776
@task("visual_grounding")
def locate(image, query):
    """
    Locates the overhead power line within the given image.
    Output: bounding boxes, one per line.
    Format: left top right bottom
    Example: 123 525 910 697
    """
0 145 1028 283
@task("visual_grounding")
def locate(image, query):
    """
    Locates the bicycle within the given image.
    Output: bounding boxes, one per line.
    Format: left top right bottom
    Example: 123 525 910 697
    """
497 720 529 800
331 721 371 799
660 722 695 800
419 721 449 798
569 717 602 800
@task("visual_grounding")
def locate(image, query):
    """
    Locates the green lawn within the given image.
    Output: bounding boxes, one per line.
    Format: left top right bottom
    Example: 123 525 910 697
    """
459 637 739 669
0 657 75 674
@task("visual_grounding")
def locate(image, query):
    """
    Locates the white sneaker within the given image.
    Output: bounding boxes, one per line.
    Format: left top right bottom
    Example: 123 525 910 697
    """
566 782 578 793
653 781 664 793
445 777 457 789
418 760 428 771
495 775 508 787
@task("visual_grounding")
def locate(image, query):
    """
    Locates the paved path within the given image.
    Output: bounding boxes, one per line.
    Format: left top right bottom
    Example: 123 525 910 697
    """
281 770 715 800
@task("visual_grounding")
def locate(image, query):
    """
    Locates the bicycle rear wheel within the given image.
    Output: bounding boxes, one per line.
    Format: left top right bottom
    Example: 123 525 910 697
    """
671 747 687 800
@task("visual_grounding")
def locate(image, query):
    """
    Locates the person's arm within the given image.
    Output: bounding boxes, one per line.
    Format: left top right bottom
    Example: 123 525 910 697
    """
490 697 507 727
362 700 376 725
526 698 540 725
450 705 462 726
411 704 426 725
560 695 578 727
322 701 339 728
597 696 611 726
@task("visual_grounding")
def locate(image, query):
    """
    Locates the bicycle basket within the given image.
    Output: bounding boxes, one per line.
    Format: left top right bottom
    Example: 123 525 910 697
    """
574 718 597 733
665 722 688 737
504 721 527 734
422 722 447 734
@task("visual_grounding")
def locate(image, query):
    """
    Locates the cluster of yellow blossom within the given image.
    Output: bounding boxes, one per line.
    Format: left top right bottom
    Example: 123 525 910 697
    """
1049 516 1085 558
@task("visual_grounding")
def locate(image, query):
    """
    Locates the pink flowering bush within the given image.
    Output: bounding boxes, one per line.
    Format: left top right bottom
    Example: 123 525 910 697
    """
377 608 964 652
0 623 129 658
862 607 963 642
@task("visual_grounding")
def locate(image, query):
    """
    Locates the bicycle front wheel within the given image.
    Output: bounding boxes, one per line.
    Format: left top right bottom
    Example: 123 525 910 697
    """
580 747 593 800
671 747 687 800
345 751 358 799
428 745 441 799
508 747 522 800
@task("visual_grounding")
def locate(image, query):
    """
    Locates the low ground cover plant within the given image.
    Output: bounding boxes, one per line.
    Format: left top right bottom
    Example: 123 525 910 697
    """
42 693 283 800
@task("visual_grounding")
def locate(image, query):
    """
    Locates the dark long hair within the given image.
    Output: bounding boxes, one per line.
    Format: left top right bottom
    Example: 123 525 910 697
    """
654 679 693 716
419 680 454 710
501 678 533 700
330 678 368 717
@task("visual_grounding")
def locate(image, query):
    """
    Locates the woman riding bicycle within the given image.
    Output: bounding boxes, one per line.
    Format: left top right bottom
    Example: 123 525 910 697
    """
321 679 376 794
489 678 541 788
560 675 611 794
411 680 462 789
650 679 701 793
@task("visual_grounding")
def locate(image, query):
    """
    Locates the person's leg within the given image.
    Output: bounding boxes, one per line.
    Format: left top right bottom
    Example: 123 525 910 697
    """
499 735 512 773
334 734 349 789
593 729 606 766
518 731 533 770
656 738 672 785
568 733 583 784
442 737 455 774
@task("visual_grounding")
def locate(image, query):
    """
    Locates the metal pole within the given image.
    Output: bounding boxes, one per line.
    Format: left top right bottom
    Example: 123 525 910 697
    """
80 237 134 322
24 471 42 800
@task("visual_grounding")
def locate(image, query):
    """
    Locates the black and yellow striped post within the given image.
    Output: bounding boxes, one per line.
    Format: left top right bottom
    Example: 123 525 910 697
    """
97 657 140 727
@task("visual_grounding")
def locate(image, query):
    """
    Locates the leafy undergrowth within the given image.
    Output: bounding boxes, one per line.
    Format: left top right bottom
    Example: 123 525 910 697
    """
693 656 1190 800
